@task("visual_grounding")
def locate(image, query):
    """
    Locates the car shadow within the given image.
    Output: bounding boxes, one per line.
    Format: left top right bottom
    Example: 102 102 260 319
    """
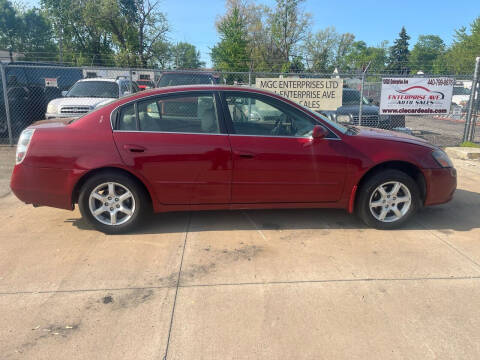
66 189 480 235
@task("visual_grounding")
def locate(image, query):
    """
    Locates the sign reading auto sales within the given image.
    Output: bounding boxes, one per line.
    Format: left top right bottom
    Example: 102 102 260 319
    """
380 77 454 115
255 78 343 110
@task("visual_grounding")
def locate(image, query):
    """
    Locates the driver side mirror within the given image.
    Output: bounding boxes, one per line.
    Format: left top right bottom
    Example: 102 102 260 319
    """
312 125 328 139
61 90 68 97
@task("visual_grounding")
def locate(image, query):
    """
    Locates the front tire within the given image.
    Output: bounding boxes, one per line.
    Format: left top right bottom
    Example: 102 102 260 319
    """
356 169 420 229
78 172 150 234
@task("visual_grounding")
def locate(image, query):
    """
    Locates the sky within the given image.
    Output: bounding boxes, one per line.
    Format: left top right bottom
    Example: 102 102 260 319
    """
24 0 480 67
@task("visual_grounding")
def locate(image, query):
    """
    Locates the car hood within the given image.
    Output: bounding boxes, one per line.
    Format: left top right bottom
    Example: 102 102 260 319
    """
322 104 379 115
352 126 435 148
49 97 115 108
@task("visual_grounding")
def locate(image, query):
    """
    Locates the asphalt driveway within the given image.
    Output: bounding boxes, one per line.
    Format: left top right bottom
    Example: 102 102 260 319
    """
1 147 480 359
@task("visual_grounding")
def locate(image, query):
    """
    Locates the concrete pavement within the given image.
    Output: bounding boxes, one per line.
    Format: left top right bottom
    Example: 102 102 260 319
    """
1 154 480 359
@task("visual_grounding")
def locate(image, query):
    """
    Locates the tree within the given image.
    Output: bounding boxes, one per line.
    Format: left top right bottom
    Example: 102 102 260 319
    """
409 35 445 74
19 8 57 61
171 42 205 69
387 26 410 74
0 0 23 61
302 27 338 72
269 0 311 65
41 0 114 66
302 27 355 72
211 7 249 72
440 16 480 74
0 0 57 62
343 40 388 73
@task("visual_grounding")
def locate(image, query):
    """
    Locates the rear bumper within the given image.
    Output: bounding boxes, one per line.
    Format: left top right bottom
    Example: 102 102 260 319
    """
424 167 457 206
10 164 82 210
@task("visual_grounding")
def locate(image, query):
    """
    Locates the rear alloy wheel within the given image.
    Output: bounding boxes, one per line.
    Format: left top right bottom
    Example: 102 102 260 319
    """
79 172 149 234
88 182 135 226
357 169 420 229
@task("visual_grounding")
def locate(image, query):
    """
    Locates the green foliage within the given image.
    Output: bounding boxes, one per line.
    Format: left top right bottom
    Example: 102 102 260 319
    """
171 42 205 69
343 40 388 73
211 7 249 72
460 141 480 148
409 35 445 74
441 17 480 74
0 0 57 61
282 56 305 73
269 0 311 63
387 26 410 74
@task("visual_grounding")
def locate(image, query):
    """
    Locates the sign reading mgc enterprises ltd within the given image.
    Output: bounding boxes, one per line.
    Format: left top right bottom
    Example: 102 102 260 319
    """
255 78 343 110
380 77 454 115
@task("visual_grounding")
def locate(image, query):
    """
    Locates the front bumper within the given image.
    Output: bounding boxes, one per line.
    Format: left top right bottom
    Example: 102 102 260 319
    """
10 164 82 210
424 167 457 206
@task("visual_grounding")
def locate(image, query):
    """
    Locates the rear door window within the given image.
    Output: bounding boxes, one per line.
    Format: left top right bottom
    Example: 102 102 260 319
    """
117 103 136 131
137 93 220 133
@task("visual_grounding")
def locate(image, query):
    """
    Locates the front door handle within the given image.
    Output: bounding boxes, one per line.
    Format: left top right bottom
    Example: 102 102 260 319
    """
123 144 146 153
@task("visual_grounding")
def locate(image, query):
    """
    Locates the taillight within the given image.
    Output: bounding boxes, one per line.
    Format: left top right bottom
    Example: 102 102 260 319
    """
16 129 35 164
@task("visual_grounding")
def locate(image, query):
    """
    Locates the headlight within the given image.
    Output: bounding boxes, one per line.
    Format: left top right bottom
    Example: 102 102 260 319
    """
16 129 35 164
379 115 390 121
432 149 453 168
336 114 351 123
46 102 58 114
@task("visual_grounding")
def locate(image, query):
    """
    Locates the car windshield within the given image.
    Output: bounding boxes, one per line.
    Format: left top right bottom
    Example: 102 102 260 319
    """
67 81 119 98
158 74 216 87
342 90 370 106
453 87 470 95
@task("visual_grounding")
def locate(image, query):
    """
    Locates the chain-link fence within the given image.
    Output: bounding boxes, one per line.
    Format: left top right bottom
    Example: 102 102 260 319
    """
1 62 479 147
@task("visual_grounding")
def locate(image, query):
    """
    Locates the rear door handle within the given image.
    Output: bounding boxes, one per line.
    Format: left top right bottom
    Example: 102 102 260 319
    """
234 151 255 159
123 144 146 153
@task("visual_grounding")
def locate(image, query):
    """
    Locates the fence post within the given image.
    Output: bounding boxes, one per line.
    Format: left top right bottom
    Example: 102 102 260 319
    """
128 68 133 93
248 71 252 87
358 61 371 127
0 63 13 146
463 56 480 143
469 71 480 142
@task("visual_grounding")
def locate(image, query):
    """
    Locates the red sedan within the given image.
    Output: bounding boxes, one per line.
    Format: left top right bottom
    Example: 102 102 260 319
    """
10 85 456 233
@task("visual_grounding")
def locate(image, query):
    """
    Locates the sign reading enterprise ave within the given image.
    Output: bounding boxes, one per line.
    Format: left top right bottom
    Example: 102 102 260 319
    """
380 77 454 115
255 78 343 111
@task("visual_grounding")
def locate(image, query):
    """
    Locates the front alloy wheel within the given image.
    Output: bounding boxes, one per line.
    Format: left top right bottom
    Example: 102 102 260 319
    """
369 181 411 222
357 169 420 229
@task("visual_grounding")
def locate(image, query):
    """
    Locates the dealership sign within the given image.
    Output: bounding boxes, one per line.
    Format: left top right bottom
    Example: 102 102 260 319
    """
380 77 454 115
255 78 343 110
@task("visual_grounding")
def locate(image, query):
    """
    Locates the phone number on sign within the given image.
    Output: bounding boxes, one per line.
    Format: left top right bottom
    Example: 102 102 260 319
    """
427 78 455 86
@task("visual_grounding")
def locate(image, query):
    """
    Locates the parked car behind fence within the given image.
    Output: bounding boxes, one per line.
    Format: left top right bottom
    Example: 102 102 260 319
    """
0 62 83 139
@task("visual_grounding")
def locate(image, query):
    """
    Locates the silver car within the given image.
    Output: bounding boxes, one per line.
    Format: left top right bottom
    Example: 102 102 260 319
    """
45 78 139 119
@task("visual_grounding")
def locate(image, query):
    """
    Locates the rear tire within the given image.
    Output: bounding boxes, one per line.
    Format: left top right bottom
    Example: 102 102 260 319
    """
356 169 420 229
78 171 150 234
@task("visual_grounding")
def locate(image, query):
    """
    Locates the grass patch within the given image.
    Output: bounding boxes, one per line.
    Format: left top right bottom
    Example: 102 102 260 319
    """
460 141 480 148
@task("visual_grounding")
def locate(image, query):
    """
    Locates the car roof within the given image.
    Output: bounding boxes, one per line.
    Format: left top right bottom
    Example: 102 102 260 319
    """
78 77 121 83
160 71 217 76
118 84 307 109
